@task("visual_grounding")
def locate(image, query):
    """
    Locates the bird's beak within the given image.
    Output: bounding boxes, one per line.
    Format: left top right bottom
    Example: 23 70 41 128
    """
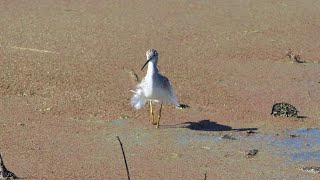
141 58 151 71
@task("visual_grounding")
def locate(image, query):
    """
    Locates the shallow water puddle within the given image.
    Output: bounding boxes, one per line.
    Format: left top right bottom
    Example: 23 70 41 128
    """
245 128 320 162
272 128 320 162
177 128 320 162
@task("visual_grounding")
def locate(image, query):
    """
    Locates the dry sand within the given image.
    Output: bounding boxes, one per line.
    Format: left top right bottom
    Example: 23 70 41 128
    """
0 0 320 179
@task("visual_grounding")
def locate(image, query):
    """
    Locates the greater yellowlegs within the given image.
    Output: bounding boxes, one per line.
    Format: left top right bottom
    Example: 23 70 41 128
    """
131 49 179 128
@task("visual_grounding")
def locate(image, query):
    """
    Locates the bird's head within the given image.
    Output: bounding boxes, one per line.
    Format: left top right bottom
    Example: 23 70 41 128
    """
141 49 158 70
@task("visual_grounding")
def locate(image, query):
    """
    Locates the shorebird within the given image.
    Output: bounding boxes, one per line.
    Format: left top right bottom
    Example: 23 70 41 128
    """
131 49 180 128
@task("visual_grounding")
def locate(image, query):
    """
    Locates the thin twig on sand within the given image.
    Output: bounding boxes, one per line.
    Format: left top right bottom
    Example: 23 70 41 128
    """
125 68 140 84
116 136 131 180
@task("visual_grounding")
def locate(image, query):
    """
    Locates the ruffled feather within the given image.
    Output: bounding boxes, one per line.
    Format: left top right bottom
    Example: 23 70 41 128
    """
130 88 147 109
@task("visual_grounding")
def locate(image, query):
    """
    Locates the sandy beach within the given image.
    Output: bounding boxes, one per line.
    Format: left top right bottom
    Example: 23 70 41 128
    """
1 0 320 179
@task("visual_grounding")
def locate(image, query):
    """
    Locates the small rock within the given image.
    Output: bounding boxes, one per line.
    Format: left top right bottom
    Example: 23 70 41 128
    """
289 134 299 138
300 166 320 174
120 115 130 119
221 134 236 140
16 123 25 126
246 130 256 135
293 55 305 63
201 146 211 150
176 104 190 109
286 49 305 63
245 149 258 158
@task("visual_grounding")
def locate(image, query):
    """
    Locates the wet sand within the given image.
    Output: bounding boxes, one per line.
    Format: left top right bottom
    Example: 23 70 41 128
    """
0 0 320 179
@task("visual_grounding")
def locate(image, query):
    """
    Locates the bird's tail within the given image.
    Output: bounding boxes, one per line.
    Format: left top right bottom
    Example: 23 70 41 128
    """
130 88 147 110
169 86 180 107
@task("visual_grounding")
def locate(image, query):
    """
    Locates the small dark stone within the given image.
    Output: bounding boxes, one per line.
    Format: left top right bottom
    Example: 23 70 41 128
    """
271 102 298 117
245 149 258 158
301 166 320 174
16 123 25 126
221 134 236 140
289 134 299 138
246 130 256 135
293 55 305 63
176 104 190 109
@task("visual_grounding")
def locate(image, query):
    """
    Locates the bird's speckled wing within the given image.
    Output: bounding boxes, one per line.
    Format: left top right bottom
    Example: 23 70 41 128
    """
158 74 179 106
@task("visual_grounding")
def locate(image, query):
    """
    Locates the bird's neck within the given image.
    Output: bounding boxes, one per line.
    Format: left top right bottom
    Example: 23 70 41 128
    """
146 60 158 76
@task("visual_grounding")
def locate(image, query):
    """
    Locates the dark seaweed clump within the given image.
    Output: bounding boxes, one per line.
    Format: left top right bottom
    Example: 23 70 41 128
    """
271 102 298 117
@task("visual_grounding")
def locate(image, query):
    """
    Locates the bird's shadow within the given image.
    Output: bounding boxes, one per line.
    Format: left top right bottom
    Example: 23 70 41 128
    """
163 119 257 132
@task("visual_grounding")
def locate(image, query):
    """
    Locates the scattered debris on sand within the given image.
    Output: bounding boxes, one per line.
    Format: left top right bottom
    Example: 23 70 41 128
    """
300 166 320 174
16 123 25 126
204 172 207 180
286 49 305 63
246 130 256 135
245 149 258 158
201 146 211 150
176 104 190 109
271 102 298 117
289 134 300 138
125 68 140 83
0 153 18 179
221 134 236 140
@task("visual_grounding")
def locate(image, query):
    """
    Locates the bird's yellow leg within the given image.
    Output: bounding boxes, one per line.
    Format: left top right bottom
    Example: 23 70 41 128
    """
149 101 155 124
156 103 163 128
